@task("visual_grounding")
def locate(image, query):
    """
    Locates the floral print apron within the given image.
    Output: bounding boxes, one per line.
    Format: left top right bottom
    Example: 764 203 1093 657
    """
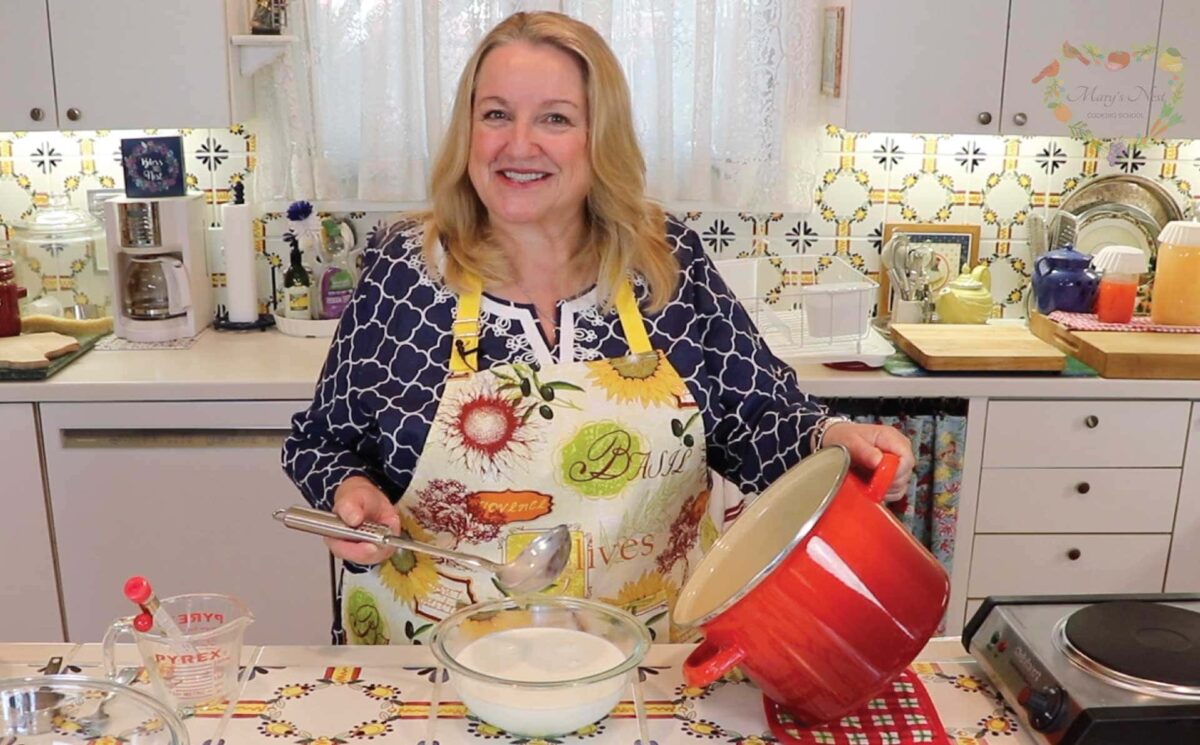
340 274 719 644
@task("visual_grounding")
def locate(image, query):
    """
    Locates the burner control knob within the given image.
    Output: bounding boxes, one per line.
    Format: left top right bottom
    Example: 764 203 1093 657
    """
1019 686 1067 732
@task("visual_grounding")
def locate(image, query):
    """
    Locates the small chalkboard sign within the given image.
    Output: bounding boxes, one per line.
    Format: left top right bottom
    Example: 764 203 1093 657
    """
120 136 187 198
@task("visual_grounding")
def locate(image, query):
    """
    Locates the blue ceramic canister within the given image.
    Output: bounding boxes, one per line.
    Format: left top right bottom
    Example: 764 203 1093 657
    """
1032 245 1100 314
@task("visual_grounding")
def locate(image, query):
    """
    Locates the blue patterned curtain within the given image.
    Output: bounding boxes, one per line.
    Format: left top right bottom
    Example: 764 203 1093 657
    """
827 398 968 578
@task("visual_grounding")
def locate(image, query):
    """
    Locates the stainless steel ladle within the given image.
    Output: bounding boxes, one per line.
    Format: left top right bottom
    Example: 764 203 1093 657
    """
273 505 572 594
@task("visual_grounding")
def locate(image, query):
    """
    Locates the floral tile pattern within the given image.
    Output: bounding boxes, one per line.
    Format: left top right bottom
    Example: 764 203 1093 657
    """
2 122 1198 321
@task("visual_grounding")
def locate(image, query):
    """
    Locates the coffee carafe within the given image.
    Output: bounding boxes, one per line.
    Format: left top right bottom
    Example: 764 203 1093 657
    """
124 256 191 320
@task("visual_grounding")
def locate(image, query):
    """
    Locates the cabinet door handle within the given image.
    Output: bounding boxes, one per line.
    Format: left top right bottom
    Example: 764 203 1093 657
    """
1075 482 1091 494
1013 112 1028 126
1083 415 1100 429
29 107 44 122
977 111 993 125
1067 548 1082 561
61 428 291 448
66 107 82 122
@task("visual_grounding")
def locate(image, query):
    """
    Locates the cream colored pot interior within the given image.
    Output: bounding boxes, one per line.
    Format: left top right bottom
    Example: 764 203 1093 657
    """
674 447 847 627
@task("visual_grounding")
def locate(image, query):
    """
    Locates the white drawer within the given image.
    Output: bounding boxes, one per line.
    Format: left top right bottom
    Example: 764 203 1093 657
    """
976 468 1181 533
983 400 1190 468
968 534 1169 597
965 598 986 628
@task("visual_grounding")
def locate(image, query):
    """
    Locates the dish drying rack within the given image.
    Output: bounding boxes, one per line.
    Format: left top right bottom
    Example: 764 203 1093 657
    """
714 254 893 367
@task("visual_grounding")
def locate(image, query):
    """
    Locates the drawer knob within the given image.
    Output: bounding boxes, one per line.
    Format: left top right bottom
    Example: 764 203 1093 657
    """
66 107 82 122
1075 482 1091 494
977 111 993 125
1083 415 1100 429
1013 112 1028 126
1067 548 1082 561
29 107 44 122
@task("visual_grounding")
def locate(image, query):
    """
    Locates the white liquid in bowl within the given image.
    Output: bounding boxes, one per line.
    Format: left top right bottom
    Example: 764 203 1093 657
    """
452 627 629 736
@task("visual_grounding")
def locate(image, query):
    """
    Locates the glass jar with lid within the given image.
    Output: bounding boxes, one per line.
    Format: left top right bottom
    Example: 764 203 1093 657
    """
9 192 105 310
1152 221 1200 326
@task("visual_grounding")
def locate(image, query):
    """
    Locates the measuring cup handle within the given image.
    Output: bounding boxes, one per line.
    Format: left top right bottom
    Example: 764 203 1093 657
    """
101 617 135 681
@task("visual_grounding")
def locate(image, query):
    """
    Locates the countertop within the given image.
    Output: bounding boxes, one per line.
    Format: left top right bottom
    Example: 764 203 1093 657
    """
0 639 1034 744
1 327 1198 403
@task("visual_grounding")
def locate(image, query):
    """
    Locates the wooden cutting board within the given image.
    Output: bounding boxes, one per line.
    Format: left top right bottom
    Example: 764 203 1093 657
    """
0 332 81 369
1029 312 1200 379
890 323 1067 372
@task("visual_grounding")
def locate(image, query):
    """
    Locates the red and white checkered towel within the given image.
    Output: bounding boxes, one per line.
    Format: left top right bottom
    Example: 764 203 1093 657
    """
763 669 951 744
1048 311 1200 334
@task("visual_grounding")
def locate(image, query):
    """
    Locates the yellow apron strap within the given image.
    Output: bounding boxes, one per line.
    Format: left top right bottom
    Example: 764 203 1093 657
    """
615 280 653 356
450 272 483 374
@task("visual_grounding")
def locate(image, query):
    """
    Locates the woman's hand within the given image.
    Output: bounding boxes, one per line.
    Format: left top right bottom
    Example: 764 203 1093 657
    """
821 421 915 502
327 475 402 564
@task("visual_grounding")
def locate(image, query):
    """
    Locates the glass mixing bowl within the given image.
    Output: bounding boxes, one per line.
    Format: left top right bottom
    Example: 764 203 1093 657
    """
431 596 650 737
0 674 188 743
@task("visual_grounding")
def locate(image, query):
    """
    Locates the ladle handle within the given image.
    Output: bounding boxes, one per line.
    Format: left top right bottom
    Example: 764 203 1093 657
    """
274 505 392 545
273 505 498 572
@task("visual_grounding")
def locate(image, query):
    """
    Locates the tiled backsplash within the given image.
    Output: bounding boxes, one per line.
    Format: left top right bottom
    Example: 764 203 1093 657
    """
2 124 1196 319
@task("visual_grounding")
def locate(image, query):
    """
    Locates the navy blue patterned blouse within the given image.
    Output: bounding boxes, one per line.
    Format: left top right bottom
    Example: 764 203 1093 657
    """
282 215 831 511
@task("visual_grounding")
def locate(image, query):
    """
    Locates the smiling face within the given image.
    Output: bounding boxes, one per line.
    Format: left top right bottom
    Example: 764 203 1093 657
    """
468 41 592 234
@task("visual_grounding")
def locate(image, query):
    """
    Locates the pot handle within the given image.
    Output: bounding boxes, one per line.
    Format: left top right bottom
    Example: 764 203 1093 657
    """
682 638 746 687
864 452 901 503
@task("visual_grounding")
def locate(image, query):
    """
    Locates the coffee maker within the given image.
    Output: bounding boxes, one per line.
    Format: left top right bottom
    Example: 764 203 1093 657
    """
104 195 211 342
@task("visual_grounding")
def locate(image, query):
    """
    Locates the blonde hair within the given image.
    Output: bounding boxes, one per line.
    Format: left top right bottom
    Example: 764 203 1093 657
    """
420 11 677 312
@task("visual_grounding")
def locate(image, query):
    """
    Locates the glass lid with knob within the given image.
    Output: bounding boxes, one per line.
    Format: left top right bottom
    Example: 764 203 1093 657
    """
0 674 189 744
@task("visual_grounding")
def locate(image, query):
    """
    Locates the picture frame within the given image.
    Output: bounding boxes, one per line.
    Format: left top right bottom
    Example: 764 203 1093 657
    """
821 7 845 98
120 136 187 198
879 223 981 315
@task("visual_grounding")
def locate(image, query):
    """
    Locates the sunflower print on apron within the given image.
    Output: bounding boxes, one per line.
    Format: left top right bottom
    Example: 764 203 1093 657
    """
340 273 720 644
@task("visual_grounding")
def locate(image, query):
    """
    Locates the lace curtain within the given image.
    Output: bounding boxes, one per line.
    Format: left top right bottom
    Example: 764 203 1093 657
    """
253 0 823 211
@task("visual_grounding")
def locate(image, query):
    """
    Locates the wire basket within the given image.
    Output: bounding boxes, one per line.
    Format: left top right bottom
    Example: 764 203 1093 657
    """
715 254 887 363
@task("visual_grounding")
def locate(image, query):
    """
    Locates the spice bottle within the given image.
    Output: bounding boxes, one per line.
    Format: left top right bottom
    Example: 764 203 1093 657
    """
0 259 27 337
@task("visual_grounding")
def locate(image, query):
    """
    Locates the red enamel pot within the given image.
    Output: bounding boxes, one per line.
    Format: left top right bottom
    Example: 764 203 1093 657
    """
673 446 949 725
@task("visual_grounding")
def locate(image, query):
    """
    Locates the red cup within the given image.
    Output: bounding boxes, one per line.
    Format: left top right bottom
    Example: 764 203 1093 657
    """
673 446 949 725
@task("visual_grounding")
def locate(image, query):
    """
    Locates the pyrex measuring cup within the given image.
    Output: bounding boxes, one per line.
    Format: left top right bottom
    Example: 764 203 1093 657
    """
102 593 252 714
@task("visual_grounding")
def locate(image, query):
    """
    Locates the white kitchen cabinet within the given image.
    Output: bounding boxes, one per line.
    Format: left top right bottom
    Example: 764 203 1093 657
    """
40 401 330 645
963 396 1187 629
969 534 1171 597
1166 404 1199 592
833 0 1168 138
0 0 252 131
975 467 1179 534
981 400 1190 469
0 0 57 132
835 0 1010 135
0 404 64 642
1002 0 1162 138
1152 0 1198 140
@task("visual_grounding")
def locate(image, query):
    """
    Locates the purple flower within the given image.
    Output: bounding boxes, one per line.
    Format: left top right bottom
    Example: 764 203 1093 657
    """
286 200 314 222
1107 141 1127 167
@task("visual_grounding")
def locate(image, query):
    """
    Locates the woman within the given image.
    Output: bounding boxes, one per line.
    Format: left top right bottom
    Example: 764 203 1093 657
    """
283 11 913 645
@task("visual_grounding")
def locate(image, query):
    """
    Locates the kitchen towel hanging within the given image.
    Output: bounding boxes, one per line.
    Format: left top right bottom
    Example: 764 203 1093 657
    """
221 202 259 323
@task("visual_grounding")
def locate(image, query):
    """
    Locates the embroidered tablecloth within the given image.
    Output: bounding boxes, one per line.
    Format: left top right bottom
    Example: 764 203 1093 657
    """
0 640 1035 745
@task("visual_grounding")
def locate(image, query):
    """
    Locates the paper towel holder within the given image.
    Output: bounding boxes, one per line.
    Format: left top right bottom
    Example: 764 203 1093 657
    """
212 182 276 332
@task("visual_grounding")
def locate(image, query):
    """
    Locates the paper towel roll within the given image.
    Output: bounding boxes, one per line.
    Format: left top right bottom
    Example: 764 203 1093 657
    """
222 203 259 323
